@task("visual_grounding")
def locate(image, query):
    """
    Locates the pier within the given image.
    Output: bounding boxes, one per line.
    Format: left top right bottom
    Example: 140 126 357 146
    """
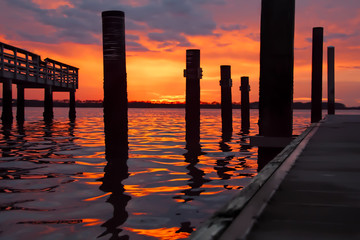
190 114 360 239
0 42 79 122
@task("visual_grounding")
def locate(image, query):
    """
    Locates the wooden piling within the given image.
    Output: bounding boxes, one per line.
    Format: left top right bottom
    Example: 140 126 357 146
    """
311 27 324 123
102 10 128 159
1 79 13 123
69 90 76 120
16 85 25 123
258 0 295 138
240 76 250 133
43 86 53 121
327 46 335 115
220 65 232 139
185 49 202 150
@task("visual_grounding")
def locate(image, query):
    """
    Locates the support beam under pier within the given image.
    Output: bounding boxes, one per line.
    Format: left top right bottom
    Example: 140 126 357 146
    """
16 85 25 123
69 90 76 121
1 79 13 123
43 86 53 121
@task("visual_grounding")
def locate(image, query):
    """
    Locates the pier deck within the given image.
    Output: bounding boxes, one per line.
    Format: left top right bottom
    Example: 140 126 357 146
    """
190 115 360 240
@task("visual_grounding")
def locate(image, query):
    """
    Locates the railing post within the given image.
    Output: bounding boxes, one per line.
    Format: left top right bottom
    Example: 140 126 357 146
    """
220 65 232 141
14 49 18 79
240 76 250 133
43 86 53 121
16 85 25 123
25 53 29 81
1 79 13 124
327 46 335 115
311 27 324 123
184 49 202 151
102 10 128 159
1 44 4 76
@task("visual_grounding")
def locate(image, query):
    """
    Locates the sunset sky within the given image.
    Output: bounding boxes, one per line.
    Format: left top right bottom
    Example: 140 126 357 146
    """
1 0 360 106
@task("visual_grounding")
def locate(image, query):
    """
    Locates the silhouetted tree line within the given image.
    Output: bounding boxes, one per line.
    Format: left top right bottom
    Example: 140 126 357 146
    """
0 99 351 109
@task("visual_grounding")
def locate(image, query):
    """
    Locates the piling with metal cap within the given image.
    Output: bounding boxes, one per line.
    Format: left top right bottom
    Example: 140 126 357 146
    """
220 65 232 138
1 79 13 123
311 27 324 123
327 46 335 115
259 0 295 138
102 10 128 159
240 76 250 133
184 49 202 150
16 85 25 123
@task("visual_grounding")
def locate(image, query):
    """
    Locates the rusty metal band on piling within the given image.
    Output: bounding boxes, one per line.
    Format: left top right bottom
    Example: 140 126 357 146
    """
220 65 232 137
102 10 128 159
240 76 250 132
327 46 335 115
259 0 295 138
311 27 324 123
185 49 201 149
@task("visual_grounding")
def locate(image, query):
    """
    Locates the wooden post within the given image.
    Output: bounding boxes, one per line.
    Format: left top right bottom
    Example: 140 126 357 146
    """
1 79 13 123
185 49 202 151
69 90 76 121
16 85 25 123
43 86 53 121
258 0 295 138
240 76 250 133
311 27 324 123
327 46 335 115
102 10 128 159
220 65 232 140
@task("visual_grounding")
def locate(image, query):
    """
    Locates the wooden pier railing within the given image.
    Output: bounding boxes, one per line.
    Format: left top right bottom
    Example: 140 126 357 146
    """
0 41 78 123
0 42 78 90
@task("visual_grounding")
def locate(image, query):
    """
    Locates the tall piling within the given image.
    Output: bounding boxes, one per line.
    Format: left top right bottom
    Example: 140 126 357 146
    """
69 90 76 121
327 46 335 115
311 27 324 123
16 85 25 123
240 76 250 133
43 86 53 121
258 0 295 138
1 79 13 123
220 65 232 140
185 49 202 151
102 10 128 159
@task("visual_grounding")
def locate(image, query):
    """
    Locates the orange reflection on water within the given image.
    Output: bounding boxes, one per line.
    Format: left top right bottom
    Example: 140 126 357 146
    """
125 227 190 240
73 172 104 179
125 185 189 197
132 212 147 216
83 192 111 202
82 218 103 227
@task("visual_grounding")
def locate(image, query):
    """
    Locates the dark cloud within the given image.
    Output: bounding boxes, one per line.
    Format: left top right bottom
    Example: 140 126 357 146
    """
1 0 220 50
126 41 150 52
306 32 355 43
220 24 247 31
246 33 260 42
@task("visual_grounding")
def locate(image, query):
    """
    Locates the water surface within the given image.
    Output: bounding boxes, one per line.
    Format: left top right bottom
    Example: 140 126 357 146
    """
0 108 345 239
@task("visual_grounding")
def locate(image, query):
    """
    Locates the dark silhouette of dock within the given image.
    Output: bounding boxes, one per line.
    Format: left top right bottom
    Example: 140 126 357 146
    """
190 115 360 239
0 42 78 122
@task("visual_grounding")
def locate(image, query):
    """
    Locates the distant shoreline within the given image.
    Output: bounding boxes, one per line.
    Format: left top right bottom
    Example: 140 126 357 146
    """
1 99 359 110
